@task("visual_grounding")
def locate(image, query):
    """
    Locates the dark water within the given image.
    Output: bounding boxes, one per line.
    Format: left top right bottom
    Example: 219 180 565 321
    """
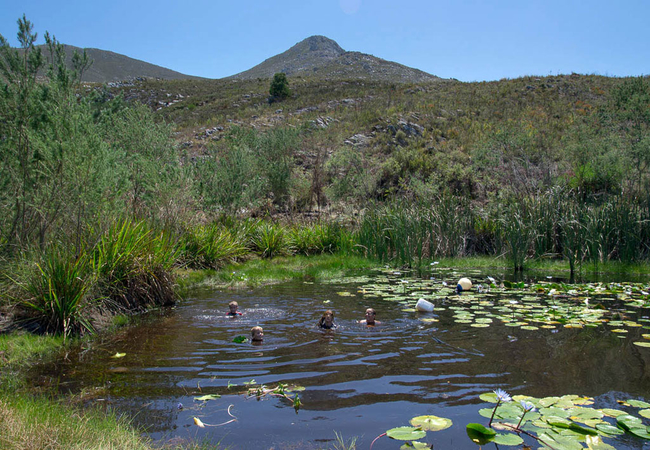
31 272 650 449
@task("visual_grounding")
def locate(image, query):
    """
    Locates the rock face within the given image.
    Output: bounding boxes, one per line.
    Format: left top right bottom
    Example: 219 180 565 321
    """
228 35 440 83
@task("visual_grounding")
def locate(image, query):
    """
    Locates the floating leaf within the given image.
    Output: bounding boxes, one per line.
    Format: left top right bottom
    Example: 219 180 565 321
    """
539 432 584 450
400 442 430 450
410 415 452 431
386 426 426 441
595 423 624 436
232 335 248 343
585 435 616 450
600 408 626 418
616 414 643 431
626 399 650 408
466 423 496 445
195 394 221 401
492 433 524 446
111 352 126 358
639 409 650 419
540 396 560 407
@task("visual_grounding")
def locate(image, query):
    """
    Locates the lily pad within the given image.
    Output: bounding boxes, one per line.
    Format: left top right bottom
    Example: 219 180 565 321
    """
595 423 625 436
600 408 627 418
410 415 452 431
626 399 650 408
585 435 616 450
633 341 650 347
638 409 650 419
479 392 498 403
400 442 430 449
492 433 524 446
466 423 496 445
386 426 426 441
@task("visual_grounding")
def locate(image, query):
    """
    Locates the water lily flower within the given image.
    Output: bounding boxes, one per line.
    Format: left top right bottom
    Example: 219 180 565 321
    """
516 400 536 429
489 388 512 427
177 402 183 410
494 389 512 403
520 400 535 412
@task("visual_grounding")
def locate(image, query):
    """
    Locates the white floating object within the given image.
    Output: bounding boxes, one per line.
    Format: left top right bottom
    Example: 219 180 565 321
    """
416 298 434 312
457 277 472 292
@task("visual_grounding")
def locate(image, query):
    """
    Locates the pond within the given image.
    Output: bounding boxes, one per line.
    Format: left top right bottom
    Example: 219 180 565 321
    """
32 269 650 449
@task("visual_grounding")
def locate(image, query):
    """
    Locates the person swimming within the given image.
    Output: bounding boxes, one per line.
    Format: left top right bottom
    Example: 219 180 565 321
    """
318 310 336 329
251 326 264 342
227 301 242 316
358 307 380 326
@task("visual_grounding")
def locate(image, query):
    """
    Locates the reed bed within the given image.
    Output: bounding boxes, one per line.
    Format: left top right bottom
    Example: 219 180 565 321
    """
357 190 650 272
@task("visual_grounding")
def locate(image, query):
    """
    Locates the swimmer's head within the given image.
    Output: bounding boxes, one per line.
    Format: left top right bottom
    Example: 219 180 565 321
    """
251 326 264 341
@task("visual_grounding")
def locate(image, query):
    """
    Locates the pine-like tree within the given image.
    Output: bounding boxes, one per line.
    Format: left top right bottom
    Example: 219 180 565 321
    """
269 72 290 102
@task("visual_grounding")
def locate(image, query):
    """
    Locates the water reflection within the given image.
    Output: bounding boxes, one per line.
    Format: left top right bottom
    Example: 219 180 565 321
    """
29 271 650 449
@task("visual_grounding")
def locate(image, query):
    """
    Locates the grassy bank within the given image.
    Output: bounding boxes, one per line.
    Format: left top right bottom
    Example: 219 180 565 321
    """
184 253 380 290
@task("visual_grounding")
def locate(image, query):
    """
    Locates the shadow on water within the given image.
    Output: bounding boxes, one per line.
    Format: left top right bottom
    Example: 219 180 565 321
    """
28 269 650 449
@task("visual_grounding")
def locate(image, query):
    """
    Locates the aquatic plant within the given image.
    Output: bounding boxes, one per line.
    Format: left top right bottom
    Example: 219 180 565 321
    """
488 388 512 427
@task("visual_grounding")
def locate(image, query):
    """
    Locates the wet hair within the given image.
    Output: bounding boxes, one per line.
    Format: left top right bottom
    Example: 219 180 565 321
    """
319 310 335 328
229 301 238 308
366 308 376 316
251 326 263 338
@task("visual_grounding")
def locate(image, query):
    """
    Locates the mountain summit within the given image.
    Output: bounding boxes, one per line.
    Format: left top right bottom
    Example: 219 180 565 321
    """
229 35 439 83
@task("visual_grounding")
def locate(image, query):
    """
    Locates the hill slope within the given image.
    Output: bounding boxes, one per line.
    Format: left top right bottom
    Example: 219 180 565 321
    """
229 35 440 83
41 45 202 83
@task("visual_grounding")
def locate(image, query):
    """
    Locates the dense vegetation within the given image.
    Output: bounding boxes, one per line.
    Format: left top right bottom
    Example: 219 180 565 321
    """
2 17 650 337
1 16 649 450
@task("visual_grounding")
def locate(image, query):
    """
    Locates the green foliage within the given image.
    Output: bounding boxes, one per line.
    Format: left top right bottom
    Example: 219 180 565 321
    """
179 223 248 269
289 222 350 255
194 129 265 214
91 219 178 311
250 222 289 258
21 249 94 338
269 72 290 102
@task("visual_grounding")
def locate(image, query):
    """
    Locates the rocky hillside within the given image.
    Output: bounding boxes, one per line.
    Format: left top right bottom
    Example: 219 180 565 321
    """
228 35 440 83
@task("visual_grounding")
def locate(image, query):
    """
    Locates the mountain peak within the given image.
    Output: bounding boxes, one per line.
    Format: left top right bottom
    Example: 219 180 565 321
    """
228 35 439 83
295 35 345 56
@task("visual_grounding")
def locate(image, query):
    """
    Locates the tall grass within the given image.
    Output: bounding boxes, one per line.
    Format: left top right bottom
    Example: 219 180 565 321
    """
22 249 94 338
179 223 248 269
91 219 178 311
250 222 289 258
354 190 650 271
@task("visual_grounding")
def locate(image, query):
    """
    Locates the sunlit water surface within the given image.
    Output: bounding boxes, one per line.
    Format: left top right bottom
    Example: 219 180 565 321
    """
31 270 650 449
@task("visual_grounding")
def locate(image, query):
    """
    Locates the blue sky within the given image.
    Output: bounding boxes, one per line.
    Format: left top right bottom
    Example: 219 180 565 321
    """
1 0 648 81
